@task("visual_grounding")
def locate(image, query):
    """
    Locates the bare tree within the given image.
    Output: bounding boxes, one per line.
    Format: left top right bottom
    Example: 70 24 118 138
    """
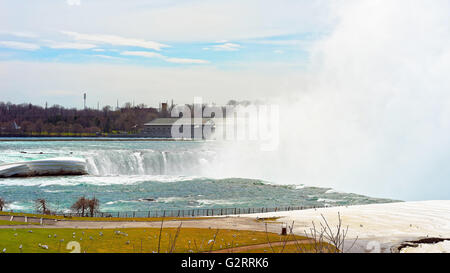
0 198 5 211
304 212 358 253
35 199 51 215
87 197 100 217
71 196 89 217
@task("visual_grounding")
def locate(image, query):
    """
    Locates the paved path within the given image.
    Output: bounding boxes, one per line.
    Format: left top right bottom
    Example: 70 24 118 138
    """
0 216 284 235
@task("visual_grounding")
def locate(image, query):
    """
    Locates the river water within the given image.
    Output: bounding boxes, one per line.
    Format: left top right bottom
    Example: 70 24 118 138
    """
0 139 395 214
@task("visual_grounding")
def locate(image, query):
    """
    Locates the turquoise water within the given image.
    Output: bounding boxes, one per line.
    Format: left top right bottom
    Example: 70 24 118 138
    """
0 139 395 213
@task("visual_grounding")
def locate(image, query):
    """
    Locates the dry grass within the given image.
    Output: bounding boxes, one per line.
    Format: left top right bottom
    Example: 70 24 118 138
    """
0 227 305 253
0 220 39 226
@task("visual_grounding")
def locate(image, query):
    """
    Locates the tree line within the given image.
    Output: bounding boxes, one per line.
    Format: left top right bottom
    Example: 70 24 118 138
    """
0 100 258 135
0 102 160 135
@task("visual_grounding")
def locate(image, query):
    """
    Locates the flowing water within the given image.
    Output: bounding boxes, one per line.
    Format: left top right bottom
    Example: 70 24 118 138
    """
0 139 396 213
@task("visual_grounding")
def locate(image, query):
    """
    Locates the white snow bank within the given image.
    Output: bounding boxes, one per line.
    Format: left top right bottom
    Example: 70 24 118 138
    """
236 201 450 253
400 240 450 253
0 157 88 177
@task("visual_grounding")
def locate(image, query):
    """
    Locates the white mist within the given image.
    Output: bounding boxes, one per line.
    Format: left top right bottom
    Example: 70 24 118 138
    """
211 0 450 201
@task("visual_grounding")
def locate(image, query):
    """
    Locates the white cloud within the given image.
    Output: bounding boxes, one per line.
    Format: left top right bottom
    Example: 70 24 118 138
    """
92 48 105 52
273 49 284 54
121 50 210 64
120 51 164 59
67 0 81 6
0 1 331 42
0 41 40 51
61 31 169 51
47 41 97 50
92 55 124 61
210 42 241 51
165 57 210 64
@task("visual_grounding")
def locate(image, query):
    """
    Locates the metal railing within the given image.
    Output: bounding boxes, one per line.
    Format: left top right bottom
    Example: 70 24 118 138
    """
49 205 326 219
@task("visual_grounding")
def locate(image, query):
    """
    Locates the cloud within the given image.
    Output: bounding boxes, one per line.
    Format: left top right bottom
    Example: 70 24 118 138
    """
121 51 164 59
0 1 331 42
121 50 210 64
210 42 241 51
0 41 40 51
61 31 169 51
92 55 124 61
165 57 210 64
47 41 97 50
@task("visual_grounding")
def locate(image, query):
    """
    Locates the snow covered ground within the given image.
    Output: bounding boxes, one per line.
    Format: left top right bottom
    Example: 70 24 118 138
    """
400 240 450 253
236 201 450 253
0 157 87 177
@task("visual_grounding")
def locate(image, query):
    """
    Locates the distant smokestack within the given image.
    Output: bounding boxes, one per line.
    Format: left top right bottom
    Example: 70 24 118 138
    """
83 93 87 109
161 102 168 113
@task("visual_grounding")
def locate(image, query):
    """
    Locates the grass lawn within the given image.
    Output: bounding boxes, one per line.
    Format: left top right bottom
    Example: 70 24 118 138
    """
0 227 308 253
0 211 210 222
0 220 39 226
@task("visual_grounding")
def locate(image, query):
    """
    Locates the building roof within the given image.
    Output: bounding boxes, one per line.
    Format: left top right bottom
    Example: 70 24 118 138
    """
144 118 214 126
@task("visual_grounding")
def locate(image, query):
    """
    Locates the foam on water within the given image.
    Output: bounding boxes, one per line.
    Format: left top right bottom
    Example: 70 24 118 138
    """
0 140 397 213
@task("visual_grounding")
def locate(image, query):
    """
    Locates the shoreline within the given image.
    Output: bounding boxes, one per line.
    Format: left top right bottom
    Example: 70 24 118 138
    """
0 137 196 142
1 201 449 252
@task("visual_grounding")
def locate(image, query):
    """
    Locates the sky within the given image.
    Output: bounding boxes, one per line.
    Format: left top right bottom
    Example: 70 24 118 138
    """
0 0 332 109
2 0 450 200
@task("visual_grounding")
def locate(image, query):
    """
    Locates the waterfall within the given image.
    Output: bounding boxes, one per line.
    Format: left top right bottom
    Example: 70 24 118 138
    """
84 149 215 176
